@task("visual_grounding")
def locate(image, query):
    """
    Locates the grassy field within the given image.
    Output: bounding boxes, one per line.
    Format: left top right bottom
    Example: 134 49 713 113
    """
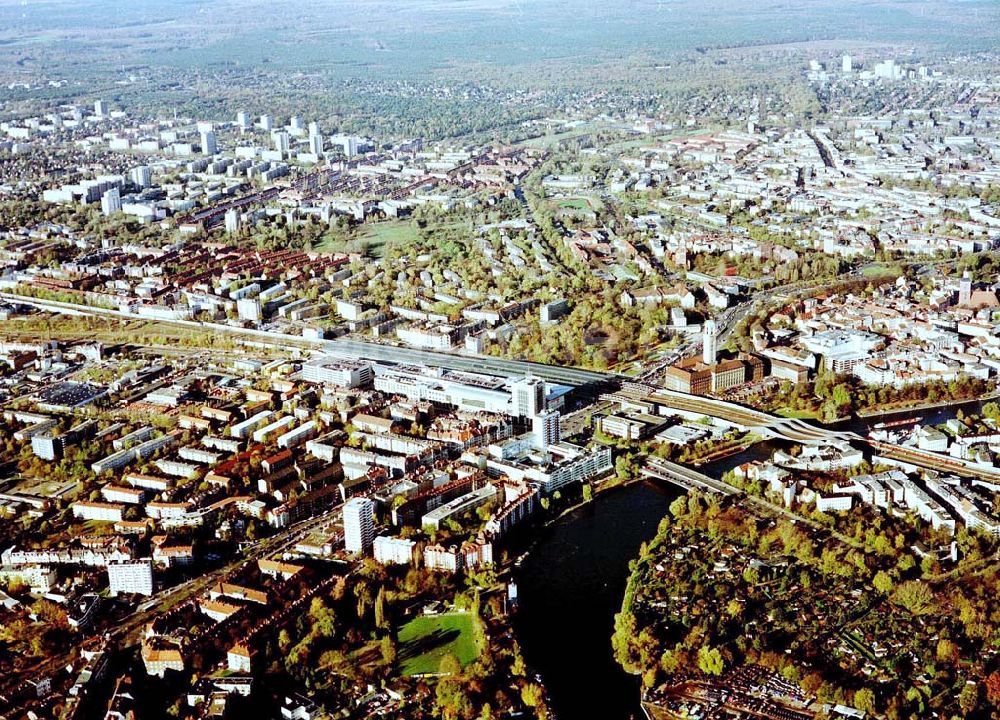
397 612 479 676
556 197 593 211
359 221 422 252
316 220 421 257
774 407 822 420
2 315 247 351
518 124 600 149
861 264 903 278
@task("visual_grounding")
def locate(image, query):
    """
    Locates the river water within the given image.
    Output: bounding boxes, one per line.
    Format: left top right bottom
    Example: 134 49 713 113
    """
513 397 986 719
512 481 679 720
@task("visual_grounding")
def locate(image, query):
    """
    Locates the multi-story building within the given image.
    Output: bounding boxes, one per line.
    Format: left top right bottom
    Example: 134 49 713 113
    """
130 165 152 188
485 443 613 495
145 501 192 520
373 535 416 565
100 187 121 216
424 544 463 573
663 358 712 395
511 377 545 418
373 364 516 415
107 559 154 596
485 482 538 538
710 358 747 393
228 644 254 673
230 411 273 439
141 641 184 677
343 497 375 555
31 434 63 461
101 485 145 505
72 501 125 523
0 564 58 593
253 416 295 443
422 485 498 529
200 129 217 156
277 421 318 449
301 357 374 388
702 319 718 365
92 433 177 474
531 410 561 448
272 130 290 155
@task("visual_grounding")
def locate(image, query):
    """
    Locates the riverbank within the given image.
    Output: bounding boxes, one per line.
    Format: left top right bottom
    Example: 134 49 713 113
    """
854 392 1000 419
689 436 762 466
512 389 999 719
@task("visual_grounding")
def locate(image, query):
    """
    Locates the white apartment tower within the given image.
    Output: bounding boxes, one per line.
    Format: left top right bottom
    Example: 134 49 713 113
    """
344 497 375 555
272 131 290 155
511 377 546 419
100 187 121 216
532 410 561 448
130 165 152 188
200 129 218 156
224 209 241 234
959 271 972 306
842 54 853 73
702 319 718 366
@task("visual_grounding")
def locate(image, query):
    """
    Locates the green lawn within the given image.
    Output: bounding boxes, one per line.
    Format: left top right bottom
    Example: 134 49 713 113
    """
774 407 821 419
316 220 421 257
556 197 592 211
360 220 421 247
397 612 480 676
861 264 903 278
518 124 601 149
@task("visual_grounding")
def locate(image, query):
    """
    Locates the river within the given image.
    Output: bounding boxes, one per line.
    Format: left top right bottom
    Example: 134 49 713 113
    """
512 481 679 720
513 397 987 719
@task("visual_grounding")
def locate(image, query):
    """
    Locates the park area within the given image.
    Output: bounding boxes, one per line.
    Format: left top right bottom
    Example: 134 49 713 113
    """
315 219 421 257
397 612 480 676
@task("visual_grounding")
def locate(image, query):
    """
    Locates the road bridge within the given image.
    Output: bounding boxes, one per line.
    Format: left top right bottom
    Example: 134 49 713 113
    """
643 458 739 496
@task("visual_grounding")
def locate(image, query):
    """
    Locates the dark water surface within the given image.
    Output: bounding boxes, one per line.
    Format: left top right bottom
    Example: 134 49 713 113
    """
512 481 679 720
513 396 986 718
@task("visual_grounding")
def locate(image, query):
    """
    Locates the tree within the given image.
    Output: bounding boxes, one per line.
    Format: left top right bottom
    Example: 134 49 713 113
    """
612 610 640 670
309 597 337 639
697 645 725 676
375 586 388 630
521 683 545 708
935 638 959 666
380 635 396 667
854 688 876 715
872 570 894 595
959 681 979 715
985 671 1000 706
439 653 462 676
891 580 936 616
